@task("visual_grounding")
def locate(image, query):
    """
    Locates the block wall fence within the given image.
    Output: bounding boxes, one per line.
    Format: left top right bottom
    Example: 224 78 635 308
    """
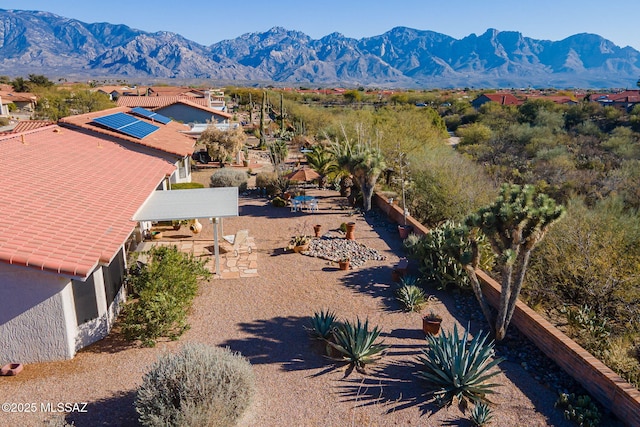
373 192 640 425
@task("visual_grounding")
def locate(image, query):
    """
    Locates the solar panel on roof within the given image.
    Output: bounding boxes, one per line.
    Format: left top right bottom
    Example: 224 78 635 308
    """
92 113 159 139
130 107 172 124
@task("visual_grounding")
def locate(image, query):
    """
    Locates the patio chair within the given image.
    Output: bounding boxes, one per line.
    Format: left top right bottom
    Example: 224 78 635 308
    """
307 199 319 213
291 199 302 212
221 229 252 257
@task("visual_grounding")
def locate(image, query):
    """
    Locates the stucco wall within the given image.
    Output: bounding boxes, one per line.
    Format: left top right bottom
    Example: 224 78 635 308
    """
0 264 74 363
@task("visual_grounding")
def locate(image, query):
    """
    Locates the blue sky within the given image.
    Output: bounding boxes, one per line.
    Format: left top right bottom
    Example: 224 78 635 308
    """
3 0 640 50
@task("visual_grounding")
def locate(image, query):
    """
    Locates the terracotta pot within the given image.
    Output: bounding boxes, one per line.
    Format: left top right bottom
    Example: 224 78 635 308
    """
151 231 163 240
1 363 23 376
422 318 442 335
398 225 413 240
391 269 402 282
345 222 356 240
293 243 309 253
338 260 350 270
313 224 322 237
189 219 203 234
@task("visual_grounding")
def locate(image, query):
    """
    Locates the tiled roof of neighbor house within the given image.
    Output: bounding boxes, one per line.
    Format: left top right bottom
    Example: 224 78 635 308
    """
166 98 233 119
147 86 200 97
58 106 195 157
0 125 175 278
0 91 37 103
3 120 54 133
117 95 210 109
482 93 522 105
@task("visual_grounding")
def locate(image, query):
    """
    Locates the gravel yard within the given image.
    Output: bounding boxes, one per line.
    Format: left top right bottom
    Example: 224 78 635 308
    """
0 169 575 426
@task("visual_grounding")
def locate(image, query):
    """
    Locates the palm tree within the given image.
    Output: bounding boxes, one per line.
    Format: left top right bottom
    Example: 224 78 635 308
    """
305 145 338 188
329 126 386 212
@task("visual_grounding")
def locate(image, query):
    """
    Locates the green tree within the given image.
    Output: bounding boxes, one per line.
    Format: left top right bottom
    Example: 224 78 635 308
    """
449 184 565 340
305 144 339 188
343 90 362 103
457 122 492 145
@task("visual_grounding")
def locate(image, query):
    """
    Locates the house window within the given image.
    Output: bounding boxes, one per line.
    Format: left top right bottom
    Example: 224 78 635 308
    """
103 249 125 306
72 275 99 326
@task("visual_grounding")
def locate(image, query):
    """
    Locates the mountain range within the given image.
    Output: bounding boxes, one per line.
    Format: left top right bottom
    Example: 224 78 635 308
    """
1 9 639 88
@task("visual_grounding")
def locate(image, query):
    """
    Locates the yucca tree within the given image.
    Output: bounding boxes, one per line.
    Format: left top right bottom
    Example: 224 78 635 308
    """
329 125 386 211
446 184 565 340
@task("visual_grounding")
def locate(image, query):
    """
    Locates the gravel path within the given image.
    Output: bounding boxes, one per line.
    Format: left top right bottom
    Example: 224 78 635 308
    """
0 169 576 427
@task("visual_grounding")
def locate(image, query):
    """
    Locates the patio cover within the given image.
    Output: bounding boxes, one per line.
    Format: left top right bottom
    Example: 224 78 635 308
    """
132 187 239 275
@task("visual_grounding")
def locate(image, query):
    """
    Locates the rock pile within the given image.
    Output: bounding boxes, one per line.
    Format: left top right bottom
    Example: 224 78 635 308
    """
303 235 386 267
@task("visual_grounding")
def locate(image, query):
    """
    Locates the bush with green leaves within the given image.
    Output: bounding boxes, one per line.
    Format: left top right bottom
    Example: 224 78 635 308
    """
561 304 611 356
122 245 211 346
209 168 248 192
326 318 389 374
470 401 494 426
136 343 255 427
272 196 287 207
307 309 338 340
416 323 504 408
554 393 601 427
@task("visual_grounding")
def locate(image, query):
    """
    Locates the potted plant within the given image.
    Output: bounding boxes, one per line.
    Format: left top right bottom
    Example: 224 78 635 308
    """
422 311 442 335
288 234 311 253
171 219 188 230
338 257 350 270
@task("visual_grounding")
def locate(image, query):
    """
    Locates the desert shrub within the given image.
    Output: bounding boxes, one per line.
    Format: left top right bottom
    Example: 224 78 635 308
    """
407 145 497 226
416 323 503 408
171 182 205 190
136 343 255 427
122 246 211 346
209 168 248 192
524 197 640 326
255 171 288 196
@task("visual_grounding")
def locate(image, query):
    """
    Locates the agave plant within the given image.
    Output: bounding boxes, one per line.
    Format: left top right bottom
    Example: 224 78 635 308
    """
416 323 504 408
307 309 337 340
396 284 429 312
470 401 494 426
327 318 389 373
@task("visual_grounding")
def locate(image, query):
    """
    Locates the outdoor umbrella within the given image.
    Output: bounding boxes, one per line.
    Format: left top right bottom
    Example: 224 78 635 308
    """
285 167 321 182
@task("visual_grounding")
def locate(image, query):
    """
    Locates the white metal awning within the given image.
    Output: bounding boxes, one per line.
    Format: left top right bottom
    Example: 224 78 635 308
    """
132 187 239 277
132 187 238 222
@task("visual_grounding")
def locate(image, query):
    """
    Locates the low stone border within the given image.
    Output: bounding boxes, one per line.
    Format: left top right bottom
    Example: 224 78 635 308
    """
373 191 640 425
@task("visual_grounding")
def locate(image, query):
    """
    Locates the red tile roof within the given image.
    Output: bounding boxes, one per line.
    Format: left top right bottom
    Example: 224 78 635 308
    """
0 125 175 278
482 93 522 105
117 95 210 108
58 106 195 157
4 120 54 133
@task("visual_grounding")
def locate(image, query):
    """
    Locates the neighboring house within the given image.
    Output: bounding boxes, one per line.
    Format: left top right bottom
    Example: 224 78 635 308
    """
0 90 37 116
59 106 196 184
93 86 144 101
524 95 578 106
471 93 522 109
155 99 232 126
589 90 640 112
117 96 232 126
0 124 176 363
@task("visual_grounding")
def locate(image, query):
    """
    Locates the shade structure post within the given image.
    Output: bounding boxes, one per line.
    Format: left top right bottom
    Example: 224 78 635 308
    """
213 217 220 276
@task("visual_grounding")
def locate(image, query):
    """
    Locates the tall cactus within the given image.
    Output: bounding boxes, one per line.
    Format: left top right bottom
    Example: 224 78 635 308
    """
259 91 267 148
451 184 565 340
